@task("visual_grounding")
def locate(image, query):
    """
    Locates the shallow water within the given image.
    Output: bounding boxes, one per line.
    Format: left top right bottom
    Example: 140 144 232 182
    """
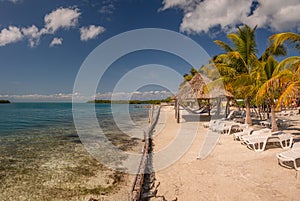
0 103 149 200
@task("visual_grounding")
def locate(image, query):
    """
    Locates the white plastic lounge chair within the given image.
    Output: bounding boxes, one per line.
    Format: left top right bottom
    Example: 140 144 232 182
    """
260 119 271 128
233 127 254 141
216 122 243 134
277 142 300 171
203 120 217 128
277 118 291 128
240 128 271 142
210 120 224 131
275 133 294 150
225 110 240 120
244 131 293 152
212 121 227 133
227 123 246 135
244 135 270 152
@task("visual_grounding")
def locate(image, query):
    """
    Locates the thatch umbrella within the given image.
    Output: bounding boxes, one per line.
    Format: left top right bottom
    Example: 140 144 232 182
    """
177 73 233 100
176 73 233 117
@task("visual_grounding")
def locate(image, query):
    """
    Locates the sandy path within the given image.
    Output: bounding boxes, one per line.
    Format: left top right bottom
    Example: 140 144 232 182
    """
151 106 300 201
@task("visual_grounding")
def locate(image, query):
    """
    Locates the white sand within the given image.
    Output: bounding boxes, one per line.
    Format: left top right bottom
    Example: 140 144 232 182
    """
150 106 300 201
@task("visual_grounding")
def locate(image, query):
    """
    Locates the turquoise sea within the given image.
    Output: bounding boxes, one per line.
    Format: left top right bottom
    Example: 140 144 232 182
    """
0 103 149 200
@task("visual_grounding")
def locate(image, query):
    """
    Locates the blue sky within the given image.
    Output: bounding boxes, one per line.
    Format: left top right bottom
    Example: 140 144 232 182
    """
0 0 299 101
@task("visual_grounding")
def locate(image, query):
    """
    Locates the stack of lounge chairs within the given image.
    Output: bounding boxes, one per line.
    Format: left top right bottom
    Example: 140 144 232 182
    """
277 110 298 117
203 119 245 134
202 112 300 171
259 118 291 129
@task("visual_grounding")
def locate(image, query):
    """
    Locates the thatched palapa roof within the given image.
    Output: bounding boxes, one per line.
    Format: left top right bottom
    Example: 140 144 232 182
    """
176 73 233 101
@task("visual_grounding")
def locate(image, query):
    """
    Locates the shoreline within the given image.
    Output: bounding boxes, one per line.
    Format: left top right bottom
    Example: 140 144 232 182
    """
150 106 300 200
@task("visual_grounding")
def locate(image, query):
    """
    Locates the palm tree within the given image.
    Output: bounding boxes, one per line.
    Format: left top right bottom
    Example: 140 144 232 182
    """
275 57 300 108
270 32 300 53
214 25 259 125
256 56 281 131
268 32 300 111
256 56 300 131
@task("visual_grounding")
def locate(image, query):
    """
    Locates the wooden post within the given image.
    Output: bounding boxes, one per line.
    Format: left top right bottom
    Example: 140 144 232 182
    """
225 98 229 118
216 97 221 116
208 99 211 116
148 107 151 124
177 102 180 123
175 99 178 119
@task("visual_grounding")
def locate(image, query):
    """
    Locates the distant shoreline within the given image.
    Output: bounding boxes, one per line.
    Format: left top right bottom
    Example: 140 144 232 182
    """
0 100 10 104
88 98 172 105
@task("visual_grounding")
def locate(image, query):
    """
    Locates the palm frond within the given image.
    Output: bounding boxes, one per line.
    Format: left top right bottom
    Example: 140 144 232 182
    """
214 40 233 52
273 56 300 75
270 32 300 52
261 44 287 61
215 63 237 77
276 81 300 109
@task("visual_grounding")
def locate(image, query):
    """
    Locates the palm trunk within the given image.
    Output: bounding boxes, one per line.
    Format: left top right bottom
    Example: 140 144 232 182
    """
216 98 221 116
225 99 230 118
245 98 252 125
271 105 278 132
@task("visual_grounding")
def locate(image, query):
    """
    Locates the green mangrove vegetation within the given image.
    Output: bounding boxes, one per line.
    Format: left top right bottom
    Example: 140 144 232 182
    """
88 97 172 105
0 100 10 104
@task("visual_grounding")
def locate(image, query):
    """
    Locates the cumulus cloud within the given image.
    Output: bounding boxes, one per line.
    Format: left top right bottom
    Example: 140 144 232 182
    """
0 6 105 47
161 0 300 34
161 0 194 10
0 93 74 102
0 92 92 102
99 0 115 14
0 7 80 47
0 26 23 46
49 37 63 47
80 25 105 41
245 0 300 32
21 25 41 47
3 0 21 3
44 7 81 34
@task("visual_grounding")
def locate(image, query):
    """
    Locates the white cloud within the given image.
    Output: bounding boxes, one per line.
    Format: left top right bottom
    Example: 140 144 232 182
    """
0 6 107 47
80 25 105 41
161 0 194 10
182 0 252 34
50 37 63 47
99 3 114 14
161 0 300 34
44 7 81 34
0 93 84 102
3 0 21 3
22 25 41 47
0 26 23 46
245 0 300 32
0 91 174 102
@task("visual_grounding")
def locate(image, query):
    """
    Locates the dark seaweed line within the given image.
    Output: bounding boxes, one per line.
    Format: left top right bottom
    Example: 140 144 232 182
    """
130 106 161 201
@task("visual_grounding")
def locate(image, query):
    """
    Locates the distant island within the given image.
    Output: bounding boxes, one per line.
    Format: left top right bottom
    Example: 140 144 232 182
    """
88 98 172 105
0 100 11 104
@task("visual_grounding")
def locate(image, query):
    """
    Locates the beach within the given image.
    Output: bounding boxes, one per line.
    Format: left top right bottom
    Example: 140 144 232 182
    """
150 106 300 201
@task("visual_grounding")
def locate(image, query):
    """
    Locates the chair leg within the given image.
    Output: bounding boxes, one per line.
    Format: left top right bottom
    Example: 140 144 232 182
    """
294 158 300 171
287 138 294 148
280 138 294 149
257 141 267 152
294 160 299 171
247 141 266 152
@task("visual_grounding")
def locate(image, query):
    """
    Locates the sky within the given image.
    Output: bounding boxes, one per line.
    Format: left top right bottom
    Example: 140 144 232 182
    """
0 0 299 102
